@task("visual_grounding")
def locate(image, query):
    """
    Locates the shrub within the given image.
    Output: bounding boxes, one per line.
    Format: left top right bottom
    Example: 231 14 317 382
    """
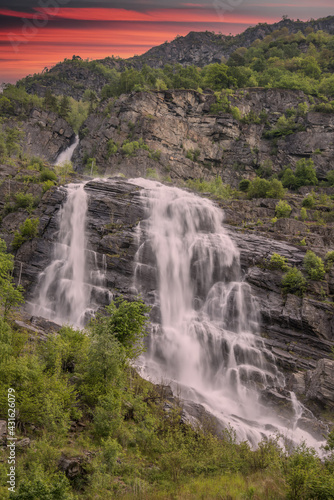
302 194 316 208
304 250 325 280
266 179 285 199
300 207 307 221
248 177 270 198
106 139 118 157
269 253 289 271
14 192 36 210
281 267 307 296
239 179 251 192
325 251 334 264
275 200 292 218
0 239 24 319
42 180 56 192
327 170 334 186
39 169 57 182
146 168 159 179
12 218 39 250
248 177 285 199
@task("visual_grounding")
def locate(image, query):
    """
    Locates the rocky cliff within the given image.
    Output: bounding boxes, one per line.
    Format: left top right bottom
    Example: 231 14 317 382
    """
73 88 334 183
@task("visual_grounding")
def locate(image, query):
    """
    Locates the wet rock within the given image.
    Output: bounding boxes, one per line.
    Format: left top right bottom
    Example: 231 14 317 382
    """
306 359 334 410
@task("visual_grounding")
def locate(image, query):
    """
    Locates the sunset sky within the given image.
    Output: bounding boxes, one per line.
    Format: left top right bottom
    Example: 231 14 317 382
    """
0 1 333 83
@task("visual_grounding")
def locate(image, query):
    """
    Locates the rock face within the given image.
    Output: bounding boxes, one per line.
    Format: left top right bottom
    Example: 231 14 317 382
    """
16 178 334 375
288 359 334 416
73 88 334 185
5 107 75 162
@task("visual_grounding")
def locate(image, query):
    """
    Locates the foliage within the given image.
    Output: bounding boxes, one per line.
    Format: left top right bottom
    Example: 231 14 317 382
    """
300 207 307 221
304 250 325 280
275 199 292 218
268 253 289 271
186 148 200 161
186 177 235 200
39 169 58 182
106 139 118 157
248 177 285 199
0 239 24 319
14 192 36 210
327 170 334 186
281 267 307 296
120 138 161 161
302 194 316 208
12 218 39 250
239 178 251 192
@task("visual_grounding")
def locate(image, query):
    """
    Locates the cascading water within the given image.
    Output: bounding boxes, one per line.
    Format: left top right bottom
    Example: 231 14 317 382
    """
55 135 79 166
32 183 112 327
131 178 323 449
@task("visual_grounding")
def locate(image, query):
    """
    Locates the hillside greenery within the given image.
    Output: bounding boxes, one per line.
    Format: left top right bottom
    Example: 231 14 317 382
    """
18 28 334 100
0 275 334 498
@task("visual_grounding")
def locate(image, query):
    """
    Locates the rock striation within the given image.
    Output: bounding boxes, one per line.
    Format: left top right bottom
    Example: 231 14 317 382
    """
73 89 334 185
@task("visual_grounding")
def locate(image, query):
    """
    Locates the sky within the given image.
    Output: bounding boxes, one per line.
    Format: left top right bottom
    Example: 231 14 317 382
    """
0 0 333 83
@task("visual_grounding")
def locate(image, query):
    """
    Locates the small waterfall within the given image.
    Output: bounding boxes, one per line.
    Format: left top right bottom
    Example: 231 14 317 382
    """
131 178 322 448
32 183 111 327
55 135 79 166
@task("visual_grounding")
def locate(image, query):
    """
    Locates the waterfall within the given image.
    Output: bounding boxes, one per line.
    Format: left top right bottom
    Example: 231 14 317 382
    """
55 135 79 166
32 183 111 327
131 178 323 449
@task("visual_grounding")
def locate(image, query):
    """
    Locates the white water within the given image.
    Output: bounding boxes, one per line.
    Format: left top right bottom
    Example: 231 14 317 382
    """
131 178 323 449
55 135 79 166
32 183 112 327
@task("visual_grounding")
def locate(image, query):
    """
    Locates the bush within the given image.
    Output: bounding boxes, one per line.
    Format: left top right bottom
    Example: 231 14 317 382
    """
15 192 36 209
304 250 325 280
327 170 334 186
269 253 289 271
275 200 292 218
302 194 316 208
0 239 24 319
186 177 234 200
282 159 318 190
300 207 307 221
42 180 56 192
266 179 285 198
12 218 39 250
106 139 118 157
239 179 251 192
39 169 57 182
281 267 307 296
248 177 285 199
325 251 334 265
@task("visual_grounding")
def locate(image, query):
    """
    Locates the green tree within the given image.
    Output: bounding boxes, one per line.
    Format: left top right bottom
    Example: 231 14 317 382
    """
281 267 307 296
44 88 58 113
304 251 325 280
59 95 71 119
203 63 231 91
295 158 318 187
275 199 292 218
0 239 24 319
12 218 39 250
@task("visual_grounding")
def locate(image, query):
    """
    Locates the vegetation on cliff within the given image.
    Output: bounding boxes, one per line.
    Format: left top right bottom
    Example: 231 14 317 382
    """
0 282 334 499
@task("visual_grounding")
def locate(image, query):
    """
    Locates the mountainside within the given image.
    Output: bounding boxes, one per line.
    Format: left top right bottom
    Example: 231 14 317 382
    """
117 15 334 69
1 16 334 499
18 15 334 100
